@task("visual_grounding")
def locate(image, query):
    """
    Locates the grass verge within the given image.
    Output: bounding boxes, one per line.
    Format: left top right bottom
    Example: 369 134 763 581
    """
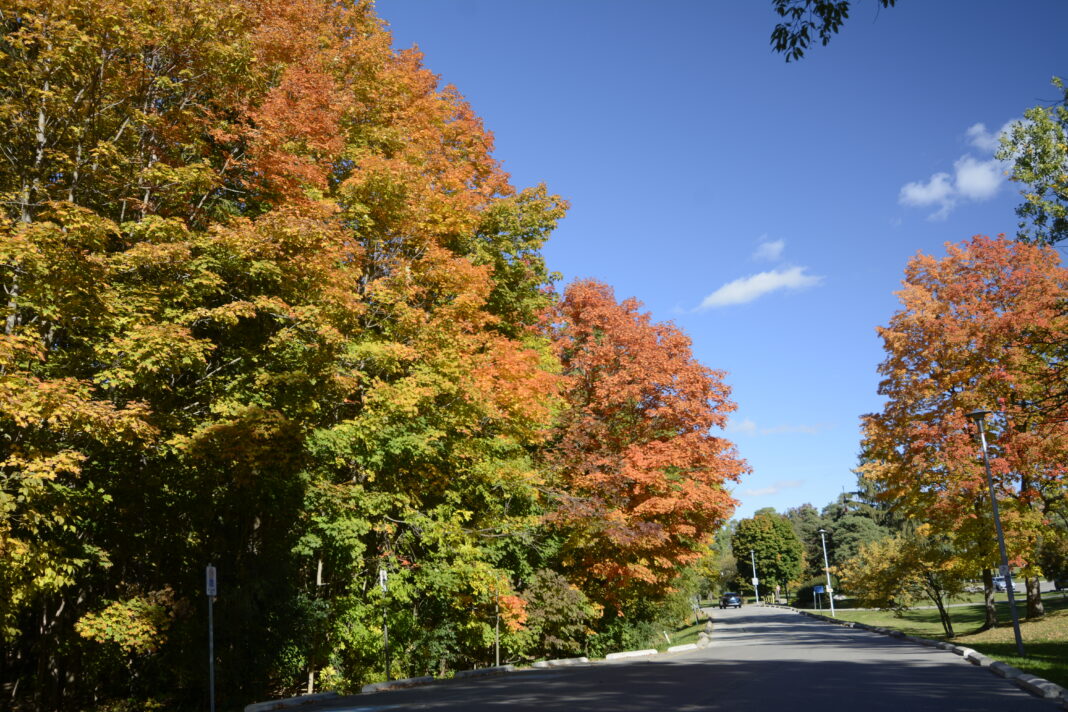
832 593 1068 689
654 616 710 651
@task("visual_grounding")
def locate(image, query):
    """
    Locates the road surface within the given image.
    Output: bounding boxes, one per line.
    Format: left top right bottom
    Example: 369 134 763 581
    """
304 605 1058 711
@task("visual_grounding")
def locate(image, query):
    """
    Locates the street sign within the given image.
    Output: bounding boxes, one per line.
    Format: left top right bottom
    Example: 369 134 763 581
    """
205 565 217 596
751 577 759 586
379 568 388 592
814 585 825 594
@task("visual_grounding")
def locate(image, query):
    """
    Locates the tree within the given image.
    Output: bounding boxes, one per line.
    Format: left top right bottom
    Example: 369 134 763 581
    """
839 526 967 637
861 235 1068 626
547 279 747 611
784 503 832 579
771 0 896 62
0 0 569 706
731 510 803 599
997 78 1068 245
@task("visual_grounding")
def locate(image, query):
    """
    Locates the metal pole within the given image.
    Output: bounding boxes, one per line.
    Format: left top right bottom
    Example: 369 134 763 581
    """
750 549 760 604
208 595 215 712
205 564 217 712
969 411 1025 657
494 586 500 667
818 529 836 617
379 567 390 680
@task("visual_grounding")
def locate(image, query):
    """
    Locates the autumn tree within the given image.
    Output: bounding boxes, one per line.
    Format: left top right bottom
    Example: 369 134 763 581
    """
731 509 803 599
1 0 567 707
861 235 1068 626
839 526 968 637
547 279 746 617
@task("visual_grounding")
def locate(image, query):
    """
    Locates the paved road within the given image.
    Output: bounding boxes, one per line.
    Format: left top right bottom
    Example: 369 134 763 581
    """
305 605 1058 711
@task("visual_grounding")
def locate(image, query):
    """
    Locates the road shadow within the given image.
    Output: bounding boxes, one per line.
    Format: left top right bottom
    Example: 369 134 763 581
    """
311 653 1056 712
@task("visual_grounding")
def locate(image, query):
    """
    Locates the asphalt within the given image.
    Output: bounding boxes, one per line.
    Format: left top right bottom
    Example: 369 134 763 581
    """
298 605 1060 711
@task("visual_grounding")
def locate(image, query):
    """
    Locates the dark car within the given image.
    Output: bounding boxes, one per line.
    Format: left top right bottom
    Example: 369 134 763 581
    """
720 592 742 609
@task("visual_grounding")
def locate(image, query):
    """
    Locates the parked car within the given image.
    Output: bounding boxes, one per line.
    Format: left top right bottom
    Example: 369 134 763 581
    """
993 576 1017 593
720 592 742 609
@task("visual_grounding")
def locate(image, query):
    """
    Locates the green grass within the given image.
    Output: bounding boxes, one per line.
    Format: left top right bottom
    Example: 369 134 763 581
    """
654 616 710 651
832 593 1068 688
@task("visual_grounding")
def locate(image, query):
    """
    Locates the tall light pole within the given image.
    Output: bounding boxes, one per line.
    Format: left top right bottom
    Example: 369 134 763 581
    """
817 529 835 617
967 409 1025 657
750 549 760 604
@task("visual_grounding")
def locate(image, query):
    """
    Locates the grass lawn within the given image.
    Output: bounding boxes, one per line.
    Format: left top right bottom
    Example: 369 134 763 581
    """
832 593 1068 689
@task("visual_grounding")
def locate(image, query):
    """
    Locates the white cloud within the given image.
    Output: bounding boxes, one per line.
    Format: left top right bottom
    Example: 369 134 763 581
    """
899 172 954 211
954 155 1001 201
729 418 831 436
728 417 758 435
899 119 1015 220
965 120 1016 153
759 423 831 435
697 266 822 309
753 239 785 261
743 480 804 497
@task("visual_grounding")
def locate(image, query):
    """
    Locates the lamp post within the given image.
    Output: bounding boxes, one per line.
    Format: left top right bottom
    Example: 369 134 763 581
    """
750 549 760 604
967 409 1025 657
817 529 835 617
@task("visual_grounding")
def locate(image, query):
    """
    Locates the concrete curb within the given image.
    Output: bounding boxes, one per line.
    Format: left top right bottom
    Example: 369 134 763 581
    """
532 656 589 668
244 692 339 712
769 603 1067 706
1015 674 1066 699
605 648 658 660
667 643 699 653
453 664 515 679
361 676 435 693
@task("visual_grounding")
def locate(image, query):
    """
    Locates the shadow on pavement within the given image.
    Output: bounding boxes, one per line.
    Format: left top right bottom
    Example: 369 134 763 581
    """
311 653 1055 712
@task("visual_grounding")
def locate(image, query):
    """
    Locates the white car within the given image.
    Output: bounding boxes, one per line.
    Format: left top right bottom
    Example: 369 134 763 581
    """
992 576 1017 593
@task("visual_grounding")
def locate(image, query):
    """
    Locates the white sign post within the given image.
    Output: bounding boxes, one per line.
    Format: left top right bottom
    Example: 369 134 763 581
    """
379 568 389 681
206 564 217 712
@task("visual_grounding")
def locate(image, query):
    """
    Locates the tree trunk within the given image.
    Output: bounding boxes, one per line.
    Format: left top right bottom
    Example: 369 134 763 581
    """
981 568 998 630
934 594 955 638
1026 576 1044 619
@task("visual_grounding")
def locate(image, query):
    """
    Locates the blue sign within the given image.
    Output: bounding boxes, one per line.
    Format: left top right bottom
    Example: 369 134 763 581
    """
813 585 825 594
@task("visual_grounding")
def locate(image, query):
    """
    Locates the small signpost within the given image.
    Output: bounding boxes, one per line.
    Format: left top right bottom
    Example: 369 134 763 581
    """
379 568 389 681
206 564 217 712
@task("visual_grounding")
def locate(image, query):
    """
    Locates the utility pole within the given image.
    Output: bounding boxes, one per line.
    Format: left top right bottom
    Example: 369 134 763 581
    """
750 549 760 604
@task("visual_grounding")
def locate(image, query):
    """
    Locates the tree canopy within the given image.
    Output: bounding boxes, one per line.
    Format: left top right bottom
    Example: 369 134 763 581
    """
0 2 744 708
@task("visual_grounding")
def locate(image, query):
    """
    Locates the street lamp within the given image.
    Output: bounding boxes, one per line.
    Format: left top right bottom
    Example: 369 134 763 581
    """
817 529 835 617
967 409 1025 657
750 549 760 604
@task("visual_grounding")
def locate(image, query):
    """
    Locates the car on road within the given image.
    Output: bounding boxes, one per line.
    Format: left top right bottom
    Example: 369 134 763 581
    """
993 576 1017 592
720 592 742 608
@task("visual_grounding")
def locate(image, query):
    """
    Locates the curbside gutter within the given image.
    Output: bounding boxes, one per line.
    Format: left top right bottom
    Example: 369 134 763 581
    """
244 692 339 712
605 648 659 660
532 656 590 668
361 676 435 693
770 603 1067 707
454 665 516 679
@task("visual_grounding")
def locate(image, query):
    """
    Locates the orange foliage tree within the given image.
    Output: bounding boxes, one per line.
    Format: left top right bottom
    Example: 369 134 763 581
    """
861 235 1068 621
547 279 746 610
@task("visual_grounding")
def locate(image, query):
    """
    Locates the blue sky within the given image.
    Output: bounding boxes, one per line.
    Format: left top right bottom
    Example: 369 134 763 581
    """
376 0 1068 519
